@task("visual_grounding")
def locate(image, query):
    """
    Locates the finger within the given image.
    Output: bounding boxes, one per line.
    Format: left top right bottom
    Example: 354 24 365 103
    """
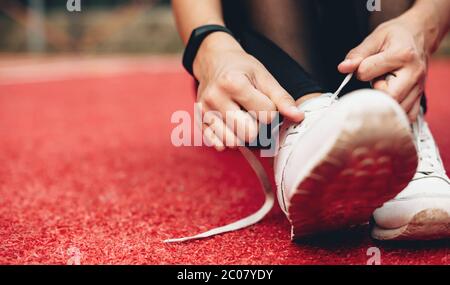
202 123 226 151
198 102 235 150
356 50 405 81
378 69 415 103
206 98 259 143
338 33 382 73
231 85 277 125
372 73 394 94
203 111 239 149
208 73 277 124
253 68 304 122
408 97 422 123
200 106 227 150
400 85 423 113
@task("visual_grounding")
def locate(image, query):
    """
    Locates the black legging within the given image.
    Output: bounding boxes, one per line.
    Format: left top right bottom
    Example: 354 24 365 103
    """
222 0 427 111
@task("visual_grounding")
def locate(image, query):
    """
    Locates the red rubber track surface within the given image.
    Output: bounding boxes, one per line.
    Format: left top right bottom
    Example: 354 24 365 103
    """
0 57 449 264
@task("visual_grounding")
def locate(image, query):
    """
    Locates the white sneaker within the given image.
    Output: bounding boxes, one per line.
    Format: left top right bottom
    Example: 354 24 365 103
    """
275 88 418 240
164 74 417 243
372 112 450 240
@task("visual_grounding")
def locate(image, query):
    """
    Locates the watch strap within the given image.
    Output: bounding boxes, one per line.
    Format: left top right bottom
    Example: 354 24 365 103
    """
182 25 234 77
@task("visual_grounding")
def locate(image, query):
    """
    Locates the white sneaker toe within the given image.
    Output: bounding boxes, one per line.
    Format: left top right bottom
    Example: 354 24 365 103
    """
372 113 450 241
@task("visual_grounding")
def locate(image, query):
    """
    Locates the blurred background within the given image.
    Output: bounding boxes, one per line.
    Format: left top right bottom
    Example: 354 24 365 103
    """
0 0 184 55
0 0 450 57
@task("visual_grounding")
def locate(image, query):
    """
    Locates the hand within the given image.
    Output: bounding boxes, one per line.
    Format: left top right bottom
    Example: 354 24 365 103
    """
338 17 432 122
193 32 304 150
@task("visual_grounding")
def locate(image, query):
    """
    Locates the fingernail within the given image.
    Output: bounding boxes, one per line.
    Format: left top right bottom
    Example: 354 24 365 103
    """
340 59 352 66
216 145 225 152
289 106 302 114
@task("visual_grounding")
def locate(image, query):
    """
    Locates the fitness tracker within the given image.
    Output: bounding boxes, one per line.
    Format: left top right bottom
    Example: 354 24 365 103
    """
182 25 235 77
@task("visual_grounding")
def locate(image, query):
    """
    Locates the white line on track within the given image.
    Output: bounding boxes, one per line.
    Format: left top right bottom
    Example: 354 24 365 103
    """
0 56 183 85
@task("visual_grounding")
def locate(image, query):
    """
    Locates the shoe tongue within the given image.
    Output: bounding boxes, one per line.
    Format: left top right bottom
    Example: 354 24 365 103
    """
298 93 335 112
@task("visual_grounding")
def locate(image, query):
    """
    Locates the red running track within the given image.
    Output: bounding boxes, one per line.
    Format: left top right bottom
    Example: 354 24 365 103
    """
0 57 449 265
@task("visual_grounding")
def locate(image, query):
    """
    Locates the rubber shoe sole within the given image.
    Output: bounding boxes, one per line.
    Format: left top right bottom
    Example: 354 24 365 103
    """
285 91 418 240
371 208 450 240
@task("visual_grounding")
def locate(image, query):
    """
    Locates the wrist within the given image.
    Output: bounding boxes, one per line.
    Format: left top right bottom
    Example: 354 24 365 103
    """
400 1 442 55
193 32 242 79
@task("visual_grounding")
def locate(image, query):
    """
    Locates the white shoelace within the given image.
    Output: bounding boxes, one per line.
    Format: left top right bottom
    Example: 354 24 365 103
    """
164 74 353 243
414 112 444 175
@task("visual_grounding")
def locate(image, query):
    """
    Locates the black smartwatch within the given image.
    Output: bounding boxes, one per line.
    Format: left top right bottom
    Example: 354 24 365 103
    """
182 25 235 77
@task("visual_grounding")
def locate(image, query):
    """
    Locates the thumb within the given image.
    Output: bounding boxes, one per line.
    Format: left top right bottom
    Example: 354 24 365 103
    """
338 34 381 74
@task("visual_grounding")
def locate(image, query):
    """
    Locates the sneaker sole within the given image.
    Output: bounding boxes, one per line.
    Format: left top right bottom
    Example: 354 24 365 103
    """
371 208 450 240
287 93 418 240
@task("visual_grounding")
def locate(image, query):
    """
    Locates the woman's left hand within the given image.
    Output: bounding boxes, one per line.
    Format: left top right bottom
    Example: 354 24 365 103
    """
338 16 433 122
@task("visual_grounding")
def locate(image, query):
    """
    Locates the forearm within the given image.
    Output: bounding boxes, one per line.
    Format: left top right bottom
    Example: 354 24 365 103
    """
172 0 242 79
172 0 225 44
400 0 450 54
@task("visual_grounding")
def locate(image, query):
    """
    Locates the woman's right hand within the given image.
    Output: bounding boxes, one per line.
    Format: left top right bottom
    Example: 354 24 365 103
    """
193 32 304 150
